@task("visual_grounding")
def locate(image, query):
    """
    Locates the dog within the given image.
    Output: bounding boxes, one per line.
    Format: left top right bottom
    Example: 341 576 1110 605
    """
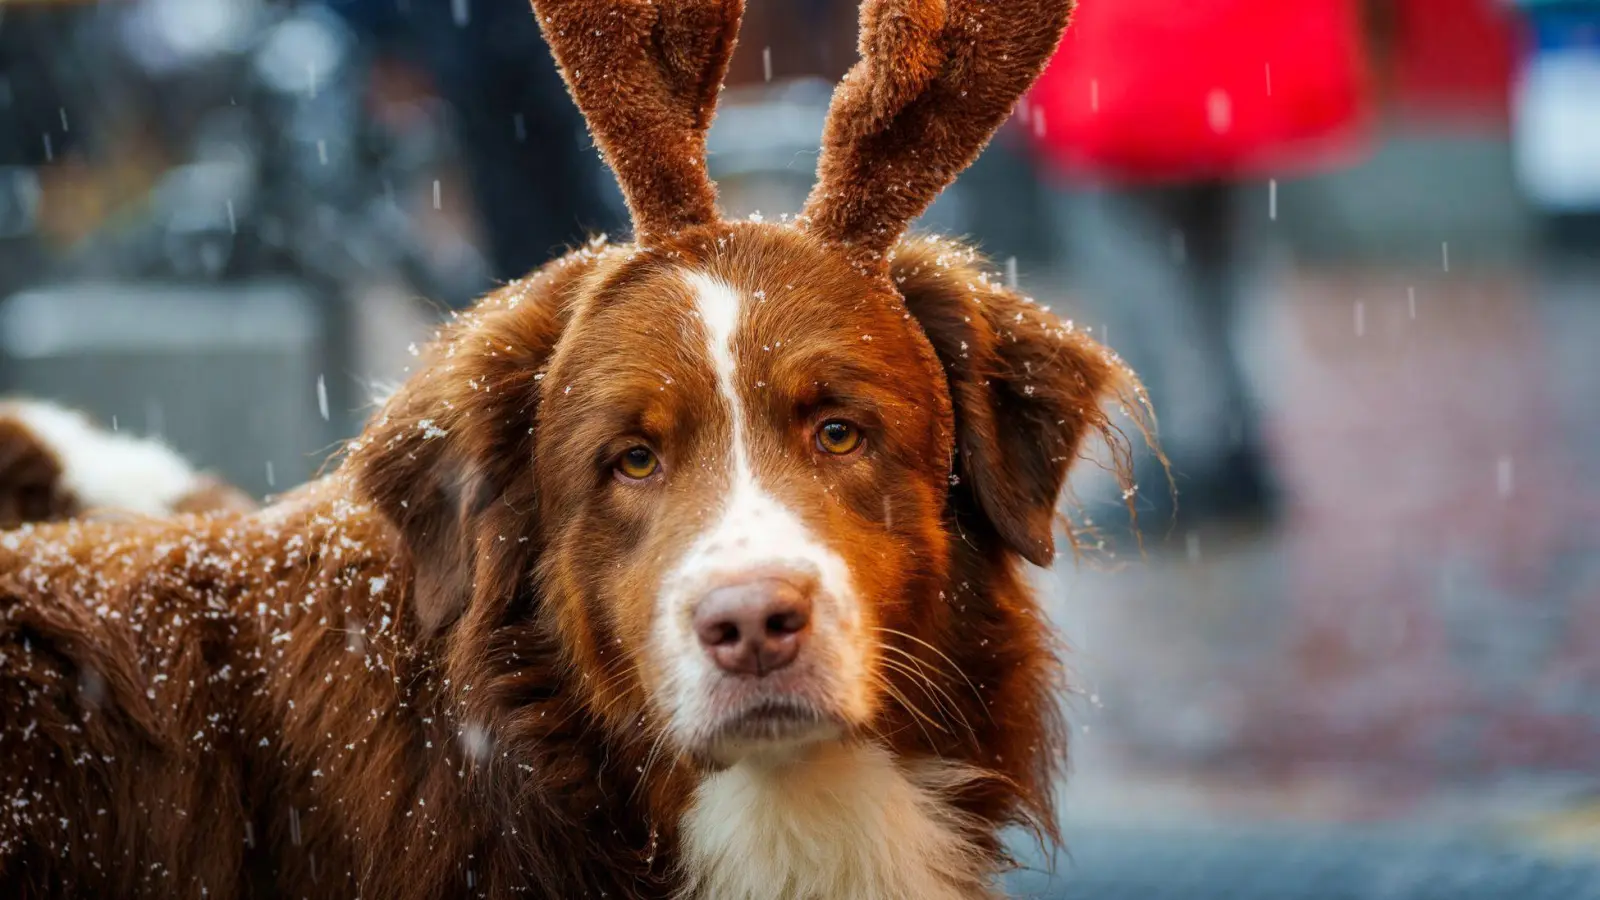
0 1 1144 897
0 399 256 529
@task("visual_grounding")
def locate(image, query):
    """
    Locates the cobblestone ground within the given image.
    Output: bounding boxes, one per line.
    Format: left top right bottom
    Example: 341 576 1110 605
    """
1014 265 1600 895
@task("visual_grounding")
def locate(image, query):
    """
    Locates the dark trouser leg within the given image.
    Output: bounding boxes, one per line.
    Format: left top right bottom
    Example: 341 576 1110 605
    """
1050 179 1276 538
1159 182 1276 523
382 0 625 289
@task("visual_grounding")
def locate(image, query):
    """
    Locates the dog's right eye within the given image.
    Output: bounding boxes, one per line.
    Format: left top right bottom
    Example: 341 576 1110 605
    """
815 420 863 455
615 447 660 481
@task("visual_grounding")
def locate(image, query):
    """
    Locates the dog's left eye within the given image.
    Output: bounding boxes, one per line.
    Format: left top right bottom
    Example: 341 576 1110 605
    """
815 420 863 455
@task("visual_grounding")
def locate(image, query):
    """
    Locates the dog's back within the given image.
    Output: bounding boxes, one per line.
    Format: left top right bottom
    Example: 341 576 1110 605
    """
0 405 265 895
1 515 249 893
0 479 403 896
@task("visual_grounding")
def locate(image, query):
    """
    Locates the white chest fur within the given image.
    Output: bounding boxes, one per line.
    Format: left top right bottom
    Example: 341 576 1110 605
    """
679 742 994 900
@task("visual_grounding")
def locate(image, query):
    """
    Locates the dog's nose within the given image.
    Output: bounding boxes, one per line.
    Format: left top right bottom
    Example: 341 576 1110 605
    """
693 577 814 677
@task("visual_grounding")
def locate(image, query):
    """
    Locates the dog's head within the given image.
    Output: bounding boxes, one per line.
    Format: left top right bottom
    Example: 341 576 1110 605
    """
351 0 1133 788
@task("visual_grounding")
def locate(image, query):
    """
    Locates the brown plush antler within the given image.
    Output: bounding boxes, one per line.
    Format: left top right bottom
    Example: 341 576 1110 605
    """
529 0 743 240
802 0 1076 269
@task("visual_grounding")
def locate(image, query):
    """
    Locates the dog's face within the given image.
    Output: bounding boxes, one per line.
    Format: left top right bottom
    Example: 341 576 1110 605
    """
535 228 956 764
355 225 1132 773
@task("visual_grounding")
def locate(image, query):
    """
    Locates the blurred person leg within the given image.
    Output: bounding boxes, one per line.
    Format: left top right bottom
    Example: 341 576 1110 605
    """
1162 182 1276 523
1049 180 1277 536
335 0 624 291
1021 0 1374 539
0 2 99 383
423 0 624 282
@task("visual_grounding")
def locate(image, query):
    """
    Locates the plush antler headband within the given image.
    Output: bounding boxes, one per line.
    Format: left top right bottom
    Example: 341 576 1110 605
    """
529 0 1075 271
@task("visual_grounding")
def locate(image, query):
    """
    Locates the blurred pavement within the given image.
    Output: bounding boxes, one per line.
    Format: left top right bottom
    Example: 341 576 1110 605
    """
1022 261 1600 894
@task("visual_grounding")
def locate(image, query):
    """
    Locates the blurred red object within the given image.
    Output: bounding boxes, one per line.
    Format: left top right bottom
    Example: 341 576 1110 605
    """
1026 0 1374 183
1392 0 1521 127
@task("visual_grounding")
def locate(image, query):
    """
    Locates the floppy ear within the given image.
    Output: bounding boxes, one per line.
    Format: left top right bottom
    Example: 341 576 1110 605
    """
348 282 572 636
529 0 743 240
803 0 1075 270
893 238 1138 566
0 415 77 529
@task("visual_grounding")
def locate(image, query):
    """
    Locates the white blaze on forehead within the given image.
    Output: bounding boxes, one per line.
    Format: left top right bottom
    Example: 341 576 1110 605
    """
671 276 973 896
678 271 854 593
654 272 868 731
686 272 754 482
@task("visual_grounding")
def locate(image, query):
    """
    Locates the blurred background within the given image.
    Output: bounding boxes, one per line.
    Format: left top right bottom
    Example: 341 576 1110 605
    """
2 0 1598 895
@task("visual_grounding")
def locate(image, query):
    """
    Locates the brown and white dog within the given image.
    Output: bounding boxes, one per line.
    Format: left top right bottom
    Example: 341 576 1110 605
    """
0 1 1143 897
0 399 256 529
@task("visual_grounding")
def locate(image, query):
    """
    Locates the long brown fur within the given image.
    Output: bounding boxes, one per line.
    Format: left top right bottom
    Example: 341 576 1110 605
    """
1 236 1132 897
2 0 1138 896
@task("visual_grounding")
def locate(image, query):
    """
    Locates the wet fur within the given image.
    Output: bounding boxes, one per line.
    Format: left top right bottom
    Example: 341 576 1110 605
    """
1 0 1139 895
1 232 1133 897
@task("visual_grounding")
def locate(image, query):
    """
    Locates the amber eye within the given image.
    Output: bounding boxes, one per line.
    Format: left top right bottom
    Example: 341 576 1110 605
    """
815 420 863 455
616 446 660 480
